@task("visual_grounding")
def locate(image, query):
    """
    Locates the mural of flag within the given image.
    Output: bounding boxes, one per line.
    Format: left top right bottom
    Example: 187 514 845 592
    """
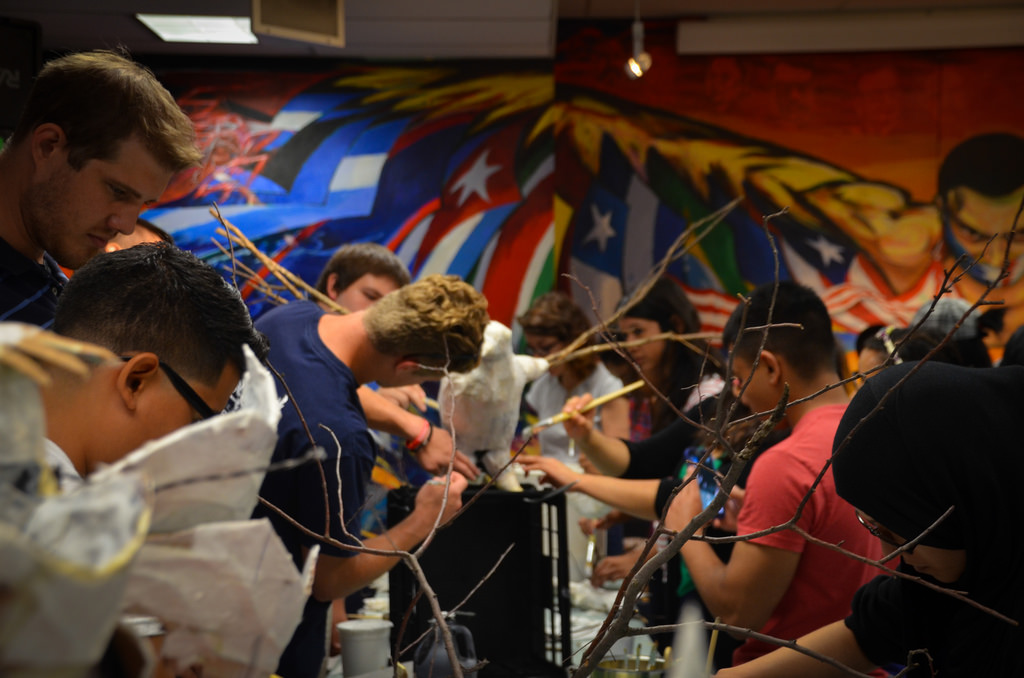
146 45 1024 343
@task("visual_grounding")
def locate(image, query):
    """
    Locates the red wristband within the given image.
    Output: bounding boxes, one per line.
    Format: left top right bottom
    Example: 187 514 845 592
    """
405 419 433 452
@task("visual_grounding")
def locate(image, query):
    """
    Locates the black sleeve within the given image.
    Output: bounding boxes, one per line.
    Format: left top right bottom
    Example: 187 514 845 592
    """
653 476 681 517
621 392 725 479
845 574 908 667
621 412 701 479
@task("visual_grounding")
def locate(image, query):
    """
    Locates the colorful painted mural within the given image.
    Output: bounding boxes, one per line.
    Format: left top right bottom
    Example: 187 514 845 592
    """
146 21 1024 347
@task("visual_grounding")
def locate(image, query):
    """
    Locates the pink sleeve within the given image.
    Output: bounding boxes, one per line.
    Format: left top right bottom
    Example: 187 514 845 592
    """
736 451 811 553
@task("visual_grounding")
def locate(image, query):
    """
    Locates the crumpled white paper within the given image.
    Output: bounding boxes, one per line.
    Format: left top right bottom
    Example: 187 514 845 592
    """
439 321 548 489
0 335 308 677
0 323 146 675
0 322 114 498
0 471 152 672
122 518 316 677
93 345 312 673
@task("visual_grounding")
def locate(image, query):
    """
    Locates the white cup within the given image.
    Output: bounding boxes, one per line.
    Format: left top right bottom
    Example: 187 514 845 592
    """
337 619 393 677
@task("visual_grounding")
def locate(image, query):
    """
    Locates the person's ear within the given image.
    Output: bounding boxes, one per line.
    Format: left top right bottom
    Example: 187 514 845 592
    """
759 350 783 385
325 273 341 301
395 357 419 374
115 353 162 411
30 123 68 167
394 357 430 382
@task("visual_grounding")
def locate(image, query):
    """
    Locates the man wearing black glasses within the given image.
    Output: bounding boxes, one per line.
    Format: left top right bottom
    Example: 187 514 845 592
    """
38 243 268 490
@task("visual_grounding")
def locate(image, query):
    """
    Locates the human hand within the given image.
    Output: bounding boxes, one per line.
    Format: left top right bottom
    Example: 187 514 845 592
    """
711 486 745 533
561 394 596 440
414 425 480 479
595 509 629 530
376 384 427 411
578 452 599 474
160 661 203 678
577 510 630 536
664 477 703 533
517 455 582 489
591 549 642 588
329 601 347 655
415 472 468 525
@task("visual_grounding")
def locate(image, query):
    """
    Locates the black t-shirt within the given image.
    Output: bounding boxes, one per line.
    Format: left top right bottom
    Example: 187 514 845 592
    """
0 237 66 328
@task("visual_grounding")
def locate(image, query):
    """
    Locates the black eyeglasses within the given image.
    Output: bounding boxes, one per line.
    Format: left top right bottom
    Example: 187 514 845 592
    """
855 511 910 551
524 339 563 357
121 356 217 420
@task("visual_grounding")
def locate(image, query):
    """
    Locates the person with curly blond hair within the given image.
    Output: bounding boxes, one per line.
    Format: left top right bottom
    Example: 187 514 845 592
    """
252 273 488 678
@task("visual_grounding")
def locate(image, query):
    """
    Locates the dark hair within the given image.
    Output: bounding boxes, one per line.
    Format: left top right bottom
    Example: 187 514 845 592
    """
854 324 885 354
136 217 175 245
518 291 596 381
314 242 411 296
622 277 721 431
9 50 201 172
979 307 1007 339
722 281 836 380
1002 326 1024 367
54 243 268 384
860 325 962 366
937 133 1024 199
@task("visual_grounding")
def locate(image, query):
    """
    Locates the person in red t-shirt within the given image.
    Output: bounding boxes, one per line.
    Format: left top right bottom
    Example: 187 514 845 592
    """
665 281 882 667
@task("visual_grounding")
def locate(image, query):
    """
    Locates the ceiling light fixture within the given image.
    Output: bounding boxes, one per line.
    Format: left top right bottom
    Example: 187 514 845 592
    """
625 0 651 80
136 14 258 44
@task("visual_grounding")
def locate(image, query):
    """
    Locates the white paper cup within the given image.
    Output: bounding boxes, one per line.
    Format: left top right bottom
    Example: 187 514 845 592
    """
338 619 393 677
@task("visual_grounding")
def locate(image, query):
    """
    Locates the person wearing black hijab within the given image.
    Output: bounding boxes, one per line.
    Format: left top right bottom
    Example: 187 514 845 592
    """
717 360 1024 677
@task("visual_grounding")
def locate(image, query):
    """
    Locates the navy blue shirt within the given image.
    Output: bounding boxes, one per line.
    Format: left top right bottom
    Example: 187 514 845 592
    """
0 236 66 328
253 300 377 678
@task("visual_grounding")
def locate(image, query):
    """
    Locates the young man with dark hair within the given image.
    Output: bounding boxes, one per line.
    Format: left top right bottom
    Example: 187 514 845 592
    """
664 280 881 667
42 242 267 488
0 50 200 327
315 242 411 310
253 273 489 678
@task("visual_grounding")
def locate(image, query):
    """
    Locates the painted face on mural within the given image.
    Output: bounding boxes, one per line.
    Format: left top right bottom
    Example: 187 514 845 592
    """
147 50 1024 343
941 184 1024 284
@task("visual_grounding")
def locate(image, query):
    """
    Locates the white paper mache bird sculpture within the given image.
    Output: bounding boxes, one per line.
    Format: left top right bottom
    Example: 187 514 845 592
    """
439 320 548 490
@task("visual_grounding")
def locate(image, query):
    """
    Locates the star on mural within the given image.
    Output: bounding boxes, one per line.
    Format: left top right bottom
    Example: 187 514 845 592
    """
584 204 617 252
452 150 501 206
807 234 845 267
